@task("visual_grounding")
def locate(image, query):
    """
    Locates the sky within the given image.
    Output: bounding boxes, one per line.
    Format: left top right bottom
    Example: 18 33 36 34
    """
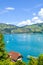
0 0 43 26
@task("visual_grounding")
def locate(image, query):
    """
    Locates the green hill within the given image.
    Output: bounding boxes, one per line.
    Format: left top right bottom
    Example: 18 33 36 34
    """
0 23 43 34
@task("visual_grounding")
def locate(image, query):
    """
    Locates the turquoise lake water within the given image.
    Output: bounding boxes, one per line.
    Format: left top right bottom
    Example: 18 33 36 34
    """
4 34 43 62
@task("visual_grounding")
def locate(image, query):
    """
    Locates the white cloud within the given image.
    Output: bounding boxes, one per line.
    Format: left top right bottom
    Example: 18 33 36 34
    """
38 8 43 18
5 7 15 11
17 16 43 27
0 7 15 14
32 16 43 24
16 8 43 27
0 7 43 26
5 22 10 24
17 20 33 27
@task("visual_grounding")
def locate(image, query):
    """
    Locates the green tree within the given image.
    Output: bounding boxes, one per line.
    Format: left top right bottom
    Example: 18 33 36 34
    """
38 54 43 65
0 34 8 61
15 60 26 65
28 56 38 65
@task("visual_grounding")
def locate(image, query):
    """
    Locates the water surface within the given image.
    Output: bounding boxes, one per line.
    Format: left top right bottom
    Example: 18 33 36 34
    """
4 34 43 62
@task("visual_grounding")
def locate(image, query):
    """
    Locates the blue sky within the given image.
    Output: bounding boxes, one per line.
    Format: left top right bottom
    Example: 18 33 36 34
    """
0 0 43 26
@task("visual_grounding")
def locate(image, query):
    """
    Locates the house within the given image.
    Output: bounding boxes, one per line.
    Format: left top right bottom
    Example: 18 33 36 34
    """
8 51 22 62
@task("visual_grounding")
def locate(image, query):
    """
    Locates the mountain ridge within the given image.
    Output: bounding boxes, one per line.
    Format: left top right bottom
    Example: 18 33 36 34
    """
0 23 43 33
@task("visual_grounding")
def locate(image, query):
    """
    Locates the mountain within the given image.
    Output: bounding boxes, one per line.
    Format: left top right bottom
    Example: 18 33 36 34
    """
0 23 18 33
0 23 43 34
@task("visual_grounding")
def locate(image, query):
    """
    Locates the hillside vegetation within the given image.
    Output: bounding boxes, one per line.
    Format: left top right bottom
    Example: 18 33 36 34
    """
0 23 43 33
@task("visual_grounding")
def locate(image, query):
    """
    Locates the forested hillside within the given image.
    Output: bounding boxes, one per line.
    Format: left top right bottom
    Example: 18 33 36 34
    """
0 23 43 33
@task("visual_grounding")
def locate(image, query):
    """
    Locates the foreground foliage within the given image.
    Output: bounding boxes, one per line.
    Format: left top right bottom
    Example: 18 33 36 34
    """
28 56 38 65
0 55 43 65
0 60 26 65
0 34 8 61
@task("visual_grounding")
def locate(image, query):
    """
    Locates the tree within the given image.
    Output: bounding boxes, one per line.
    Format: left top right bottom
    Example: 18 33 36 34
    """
38 54 43 65
15 60 26 65
0 34 8 61
28 56 38 65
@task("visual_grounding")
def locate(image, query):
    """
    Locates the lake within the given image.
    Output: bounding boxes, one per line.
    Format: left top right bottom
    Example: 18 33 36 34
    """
4 34 43 62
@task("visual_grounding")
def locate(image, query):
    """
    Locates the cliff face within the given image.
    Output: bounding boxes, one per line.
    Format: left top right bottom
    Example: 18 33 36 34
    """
0 23 43 33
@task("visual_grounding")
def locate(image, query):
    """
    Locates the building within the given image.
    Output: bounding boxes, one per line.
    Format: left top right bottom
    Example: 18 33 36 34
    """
8 51 22 62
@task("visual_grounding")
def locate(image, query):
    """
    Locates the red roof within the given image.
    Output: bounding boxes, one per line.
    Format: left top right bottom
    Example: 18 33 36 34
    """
8 51 22 61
